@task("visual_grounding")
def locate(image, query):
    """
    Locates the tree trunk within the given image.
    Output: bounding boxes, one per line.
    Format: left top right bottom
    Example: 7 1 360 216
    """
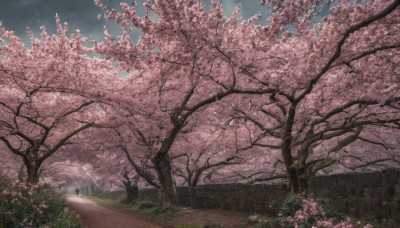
285 166 310 193
281 105 306 193
27 166 39 185
17 164 25 183
286 167 299 193
122 172 139 204
189 186 197 208
152 153 176 206
125 184 138 203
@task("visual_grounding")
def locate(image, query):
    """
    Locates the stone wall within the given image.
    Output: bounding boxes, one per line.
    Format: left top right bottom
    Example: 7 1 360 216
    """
173 183 287 216
137 168 400 223
138 183 287 215
308 168 400 222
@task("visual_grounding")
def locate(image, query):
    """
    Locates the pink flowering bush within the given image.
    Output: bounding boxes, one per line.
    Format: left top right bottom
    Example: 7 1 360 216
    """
253 194 372 228
285 198 372 228
280 194 346 226
286 198 326 226
279 194 372 228
0 176 80 227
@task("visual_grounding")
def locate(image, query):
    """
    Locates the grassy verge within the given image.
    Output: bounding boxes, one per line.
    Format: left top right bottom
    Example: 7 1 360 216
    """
84 195 180 225
85 195 129 211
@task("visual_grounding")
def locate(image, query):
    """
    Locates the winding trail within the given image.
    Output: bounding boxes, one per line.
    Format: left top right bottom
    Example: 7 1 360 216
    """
66 195 162 228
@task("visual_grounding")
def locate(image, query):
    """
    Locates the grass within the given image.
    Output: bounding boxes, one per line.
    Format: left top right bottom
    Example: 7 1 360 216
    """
176 222 222 228
174 221 224 228
85 195 397 228
85 195 127 210
50 212 82 228
84 195 251 227
84 195 181 225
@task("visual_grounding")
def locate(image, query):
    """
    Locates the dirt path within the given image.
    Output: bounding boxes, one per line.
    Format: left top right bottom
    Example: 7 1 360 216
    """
65 195 162 228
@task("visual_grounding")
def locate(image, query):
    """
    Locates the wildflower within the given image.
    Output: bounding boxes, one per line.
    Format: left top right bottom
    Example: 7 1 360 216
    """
12 180 20 187
39 203 49 208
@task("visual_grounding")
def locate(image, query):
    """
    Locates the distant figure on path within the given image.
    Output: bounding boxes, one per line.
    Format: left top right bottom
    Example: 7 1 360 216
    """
75 188 80 196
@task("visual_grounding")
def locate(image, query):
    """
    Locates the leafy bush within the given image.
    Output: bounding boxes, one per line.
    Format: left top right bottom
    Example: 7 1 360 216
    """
138 201 158 209
151 205 180 215
119 197 128 204
314 198 345 224
253 218 274 228
286 199 372 228
280 193 346 226
252 194 371 228
280 193 307 218
46 209 81 228
0 176 81 227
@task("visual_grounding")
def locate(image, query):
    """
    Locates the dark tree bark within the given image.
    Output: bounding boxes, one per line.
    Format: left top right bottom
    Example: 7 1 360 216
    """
152 152 176 206
27 167 39 185
17 164 25 183
1 123 92 185
189 186 197 208
122 172 138 204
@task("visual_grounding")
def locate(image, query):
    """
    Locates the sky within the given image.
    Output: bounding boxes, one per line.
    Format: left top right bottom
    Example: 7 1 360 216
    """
0 0 272 45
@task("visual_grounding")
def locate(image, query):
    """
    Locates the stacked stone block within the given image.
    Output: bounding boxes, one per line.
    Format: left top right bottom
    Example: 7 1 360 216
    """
137 168 400 224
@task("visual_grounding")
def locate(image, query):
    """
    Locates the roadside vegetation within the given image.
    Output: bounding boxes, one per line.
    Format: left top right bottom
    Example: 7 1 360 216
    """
85 193 394 228
0 176 81 228
86 195 180 225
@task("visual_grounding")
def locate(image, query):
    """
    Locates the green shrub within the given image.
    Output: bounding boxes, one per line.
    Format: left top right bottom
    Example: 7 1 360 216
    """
280 193 307 218
203 221 222 228
119 197 127 204
138 201 158 209
47 210 81 228
256 196 370 228
0 176 80 227
314 198 345 224
253 218 276 228
151 205 180 215
276 193 365 228
280 193 345 224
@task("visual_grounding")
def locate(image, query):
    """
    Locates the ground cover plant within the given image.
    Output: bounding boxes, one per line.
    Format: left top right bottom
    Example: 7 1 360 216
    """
0 176 81 228
85 195 181 225
254 194 373 228
85 194 251 227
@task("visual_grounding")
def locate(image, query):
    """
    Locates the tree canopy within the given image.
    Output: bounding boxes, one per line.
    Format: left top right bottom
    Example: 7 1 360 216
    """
0 0 399 205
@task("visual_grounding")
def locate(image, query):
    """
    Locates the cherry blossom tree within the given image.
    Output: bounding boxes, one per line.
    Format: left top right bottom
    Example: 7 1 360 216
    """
122 171 139 203
0 16 116 184
170 117 245 208
0 144 22 178
94 0 399 196
93 0 279 205
229 0 400 192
